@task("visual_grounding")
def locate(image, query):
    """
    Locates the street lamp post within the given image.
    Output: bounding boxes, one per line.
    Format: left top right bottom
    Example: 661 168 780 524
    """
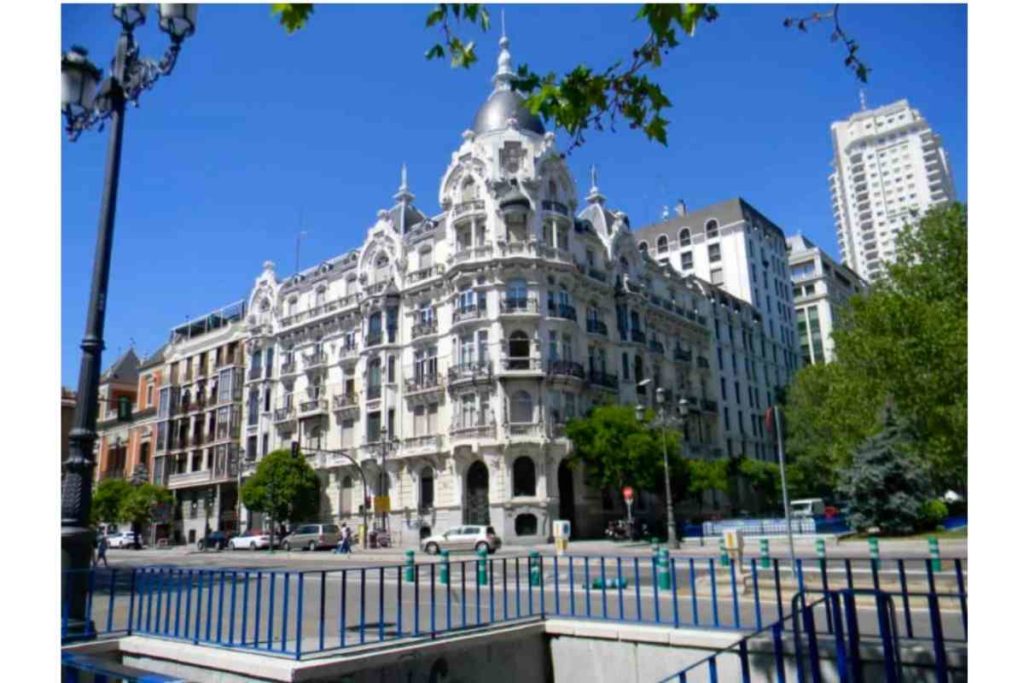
636 382 689 550
60 4 197 640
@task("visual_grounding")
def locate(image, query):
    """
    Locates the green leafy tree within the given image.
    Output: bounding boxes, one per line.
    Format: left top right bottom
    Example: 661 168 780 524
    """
565 405 680 500
270 3 869 150
736 456 782 512
120 483 172 549
839 409 934 535
687 458 728 514
240 448 321 530
91 478 132 526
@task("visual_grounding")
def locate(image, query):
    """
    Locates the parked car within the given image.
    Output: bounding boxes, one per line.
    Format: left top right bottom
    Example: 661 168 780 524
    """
421 525 501 555
281 523 341 551
107 532 141 549
228 529 275 551
197 530 234 551
790 498 826 518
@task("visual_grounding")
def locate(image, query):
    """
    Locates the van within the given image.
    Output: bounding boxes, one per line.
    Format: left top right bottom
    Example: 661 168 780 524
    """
790 498 826 518
282 523 342 551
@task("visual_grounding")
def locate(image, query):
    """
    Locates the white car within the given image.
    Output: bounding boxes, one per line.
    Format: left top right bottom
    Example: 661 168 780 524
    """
421 525 501 555
228 529 274 551
107 532 141 549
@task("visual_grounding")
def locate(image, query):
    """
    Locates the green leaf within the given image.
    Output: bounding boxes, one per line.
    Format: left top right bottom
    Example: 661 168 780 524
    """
425 44 445 60
271 4 314 34
425 6 446 27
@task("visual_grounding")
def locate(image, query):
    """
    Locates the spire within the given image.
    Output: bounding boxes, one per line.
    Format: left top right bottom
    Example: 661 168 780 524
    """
586 164 606 205
492 10 513 92
393 162 414 204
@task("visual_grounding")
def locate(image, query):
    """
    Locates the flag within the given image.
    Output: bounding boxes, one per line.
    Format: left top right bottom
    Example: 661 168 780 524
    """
764 405 784 440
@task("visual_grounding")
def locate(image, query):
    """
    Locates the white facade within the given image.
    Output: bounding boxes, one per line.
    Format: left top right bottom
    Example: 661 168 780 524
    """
829 99 955 281
237 35 721 545
787 235 868 365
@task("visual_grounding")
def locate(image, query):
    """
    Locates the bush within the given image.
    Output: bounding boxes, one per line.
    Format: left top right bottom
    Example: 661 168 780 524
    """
919 499 948 530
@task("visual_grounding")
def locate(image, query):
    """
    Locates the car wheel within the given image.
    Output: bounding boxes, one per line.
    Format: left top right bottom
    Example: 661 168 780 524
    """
282 541 291 552
475 541 489 553
425 542 439 555
308 541 317 552
250 542 257 551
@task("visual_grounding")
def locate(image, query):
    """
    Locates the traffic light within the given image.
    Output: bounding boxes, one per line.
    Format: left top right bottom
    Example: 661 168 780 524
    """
291 440 299 457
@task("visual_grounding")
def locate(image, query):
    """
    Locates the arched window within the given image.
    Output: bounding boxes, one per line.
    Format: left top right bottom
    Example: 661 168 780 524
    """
508 331 531 369
419 467 435 510
461 177 478 203
657 235 668 254
638 241 648 254
510 390 534 423
678 228 691 246
515 513 538 536
705 219 719 238
512 456 536 497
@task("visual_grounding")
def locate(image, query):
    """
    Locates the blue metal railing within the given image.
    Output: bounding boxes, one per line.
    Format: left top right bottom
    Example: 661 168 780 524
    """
61 651 184 682
62 554 966 661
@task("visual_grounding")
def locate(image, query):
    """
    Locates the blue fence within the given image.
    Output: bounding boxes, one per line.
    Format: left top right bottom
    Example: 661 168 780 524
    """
61 650 183 682
62 554 966 661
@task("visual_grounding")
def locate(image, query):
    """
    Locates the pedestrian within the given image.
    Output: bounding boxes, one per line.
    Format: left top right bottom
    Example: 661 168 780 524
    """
336 523 352 554
95 533 109 568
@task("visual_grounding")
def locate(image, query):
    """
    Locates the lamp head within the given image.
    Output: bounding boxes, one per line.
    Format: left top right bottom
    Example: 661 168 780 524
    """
159 4 199 40
113 4 150 31
61 46 102 114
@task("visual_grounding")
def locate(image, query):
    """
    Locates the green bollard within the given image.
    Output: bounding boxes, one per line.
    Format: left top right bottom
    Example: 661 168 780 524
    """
928 536 941 572
440 550 450 585
815 538 826 560
719 537 730 567
657 548 671 590
760 538 771 569
404 549 415 583
477 546 489 586
529 550 541 587
868 536 879 568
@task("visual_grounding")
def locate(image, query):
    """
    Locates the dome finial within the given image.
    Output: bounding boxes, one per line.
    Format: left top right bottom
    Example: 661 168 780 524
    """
587 164 606 205
493 10 513 91
394 162 414 204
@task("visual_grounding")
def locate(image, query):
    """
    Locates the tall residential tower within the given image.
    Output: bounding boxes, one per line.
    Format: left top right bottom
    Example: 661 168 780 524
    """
829 99 955 281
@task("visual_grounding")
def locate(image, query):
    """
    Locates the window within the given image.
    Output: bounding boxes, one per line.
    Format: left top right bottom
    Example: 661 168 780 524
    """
510 391 534 423
420 467 435 509
515 513 538 536
656 235 668 254
367 411 382 442
679 228 691 246
705 219 719 238
341 418 355 447
638 241 648 254
710 268 724 286
681 251 693 270
708 244 721 262
512 457 536 497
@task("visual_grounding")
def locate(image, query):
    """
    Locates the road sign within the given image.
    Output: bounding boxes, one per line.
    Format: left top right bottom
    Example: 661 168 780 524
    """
622 486 634 502
373 495 391 514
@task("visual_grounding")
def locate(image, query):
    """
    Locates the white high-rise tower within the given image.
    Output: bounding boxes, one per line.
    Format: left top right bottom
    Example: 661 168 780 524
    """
828 99 955 281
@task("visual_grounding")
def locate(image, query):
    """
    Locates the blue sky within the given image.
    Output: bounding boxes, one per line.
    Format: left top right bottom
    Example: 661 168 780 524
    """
61 3 967 385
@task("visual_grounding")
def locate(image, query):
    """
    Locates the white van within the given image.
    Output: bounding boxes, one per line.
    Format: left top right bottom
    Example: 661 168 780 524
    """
790 498 825 518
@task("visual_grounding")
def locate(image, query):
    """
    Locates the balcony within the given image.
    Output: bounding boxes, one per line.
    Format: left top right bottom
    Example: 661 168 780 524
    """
337 345 359 362
547 303 577 321
332 392 360 413
280 360 297 377
537 245 574 265
403 434 443 454
499 240 538 258
451 245 493 265
411 319 438 339
452 304 487 324
405 373 442 395
500 357 543 374
273 407 296 426
541 199 570 216
648 340 666 355
586 319 608 336
586 267 607 283
449 420 496 443
364 281 389 297
448 361 493 384
247 365 264 382
507 422 544 441
298 397 328 418
587 370 619 391
453 199 486 218
407 264 445 285
547 360 586 381
216 352 242 369
303 351 328 371
630 329 647 344
366 384 382 401
500 297 540 315
99 468 126 481
167 469 213 489
366 331 383 347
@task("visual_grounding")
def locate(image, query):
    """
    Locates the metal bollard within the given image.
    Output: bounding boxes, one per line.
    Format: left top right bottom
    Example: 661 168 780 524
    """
477 547 488 586
439 550 450 585
657 548 671 591
760 538 771 569
404 550 415 583
868 536 880 567
815 538 826 560
928 536 941 571
529 551 541 587
719 537 730 567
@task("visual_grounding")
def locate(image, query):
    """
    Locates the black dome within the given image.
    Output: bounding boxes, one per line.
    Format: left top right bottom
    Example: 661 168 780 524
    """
472 89 545 136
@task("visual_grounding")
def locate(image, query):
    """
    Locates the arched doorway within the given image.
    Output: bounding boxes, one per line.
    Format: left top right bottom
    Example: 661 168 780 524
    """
464 461 490 525
558 460 576 535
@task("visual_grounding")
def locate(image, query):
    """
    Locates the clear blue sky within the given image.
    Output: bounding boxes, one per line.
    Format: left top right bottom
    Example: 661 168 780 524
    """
61 3 967 386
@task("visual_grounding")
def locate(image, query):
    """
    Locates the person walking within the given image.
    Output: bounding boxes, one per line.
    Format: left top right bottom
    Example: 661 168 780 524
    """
95 533 109 568
335 523 352 555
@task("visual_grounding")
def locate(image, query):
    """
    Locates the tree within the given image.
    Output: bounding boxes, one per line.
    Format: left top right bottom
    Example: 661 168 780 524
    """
839 409 934 535
91 479 131 526
687 458 728 514
785 203 968 495
565 405 680 500
240 447 321 531
272 4 869 150
120 483 172 549
736 456 782 513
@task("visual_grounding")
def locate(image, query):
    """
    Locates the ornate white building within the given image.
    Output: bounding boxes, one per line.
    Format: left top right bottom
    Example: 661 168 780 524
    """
238 34 719 546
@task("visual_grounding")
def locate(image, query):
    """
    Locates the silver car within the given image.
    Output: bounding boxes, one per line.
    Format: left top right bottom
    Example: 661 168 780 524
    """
281 523 341 551
421 525 501 555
